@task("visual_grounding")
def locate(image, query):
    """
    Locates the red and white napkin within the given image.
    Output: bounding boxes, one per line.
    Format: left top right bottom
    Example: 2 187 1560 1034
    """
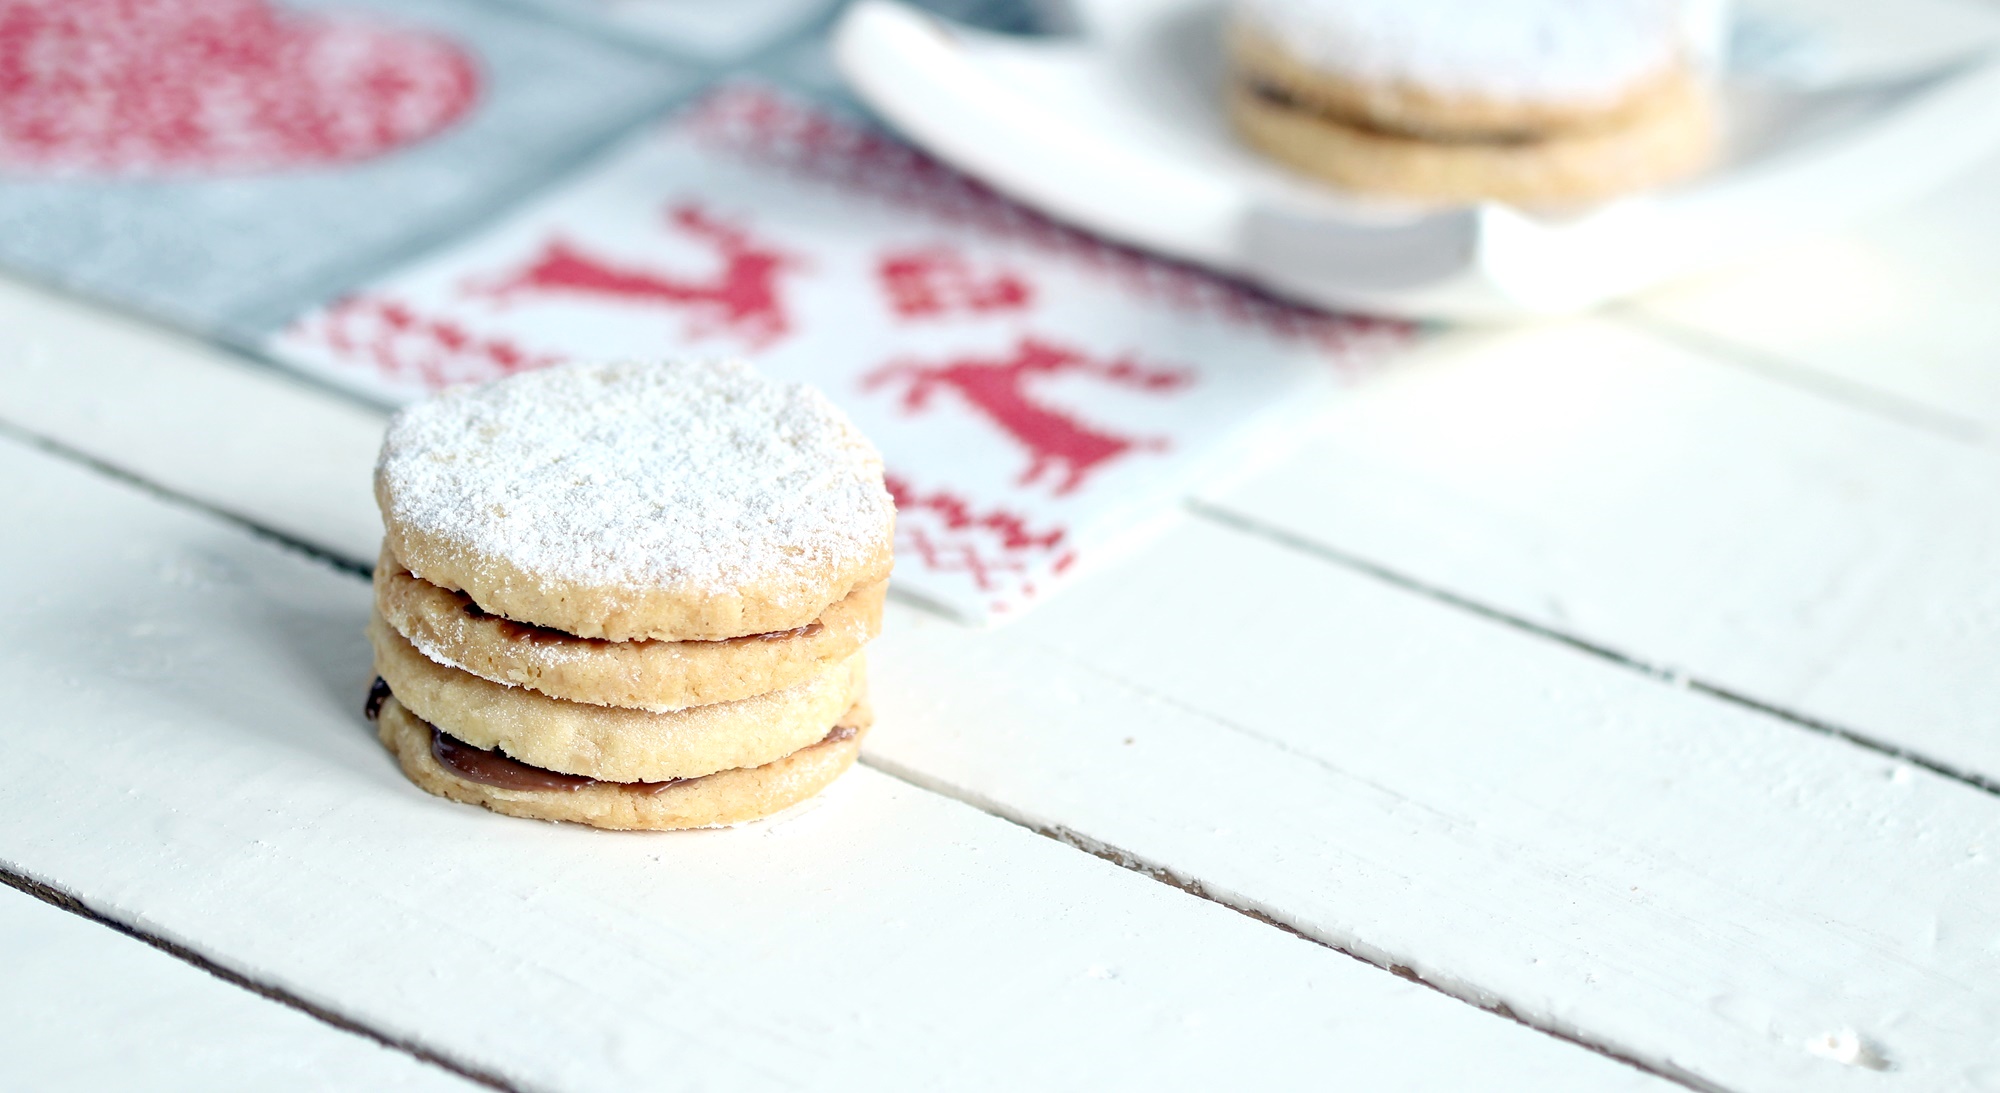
270 84 1410 622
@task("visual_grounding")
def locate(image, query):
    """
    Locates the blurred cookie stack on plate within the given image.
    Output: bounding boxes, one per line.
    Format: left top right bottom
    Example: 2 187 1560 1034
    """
1226 0 1718 204
366 358 895 830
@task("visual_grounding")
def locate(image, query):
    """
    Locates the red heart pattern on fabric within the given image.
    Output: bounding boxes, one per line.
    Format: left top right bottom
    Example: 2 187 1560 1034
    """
0 0 478 173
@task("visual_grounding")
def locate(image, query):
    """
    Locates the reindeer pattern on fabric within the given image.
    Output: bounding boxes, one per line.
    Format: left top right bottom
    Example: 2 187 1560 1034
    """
473 204 806 349
271 85 1406 619
866 338 1192 497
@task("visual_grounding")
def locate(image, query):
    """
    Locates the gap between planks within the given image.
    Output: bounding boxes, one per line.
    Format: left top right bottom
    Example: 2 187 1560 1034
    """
1610 307 1992 448
0 421 373 580
0 868 516 1093
1186 498 2000 803
860 752 1726 1093
0 415 1723 1093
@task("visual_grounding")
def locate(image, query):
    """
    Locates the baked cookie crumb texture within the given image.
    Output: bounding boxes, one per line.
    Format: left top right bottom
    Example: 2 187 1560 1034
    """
366 358 892 830
1226 0 1716 204
370 610 867 782
375 358 895 641
373 549 886 712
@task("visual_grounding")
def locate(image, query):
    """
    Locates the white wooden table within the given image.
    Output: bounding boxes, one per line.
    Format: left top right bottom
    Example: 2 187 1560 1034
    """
2 135 1997 1092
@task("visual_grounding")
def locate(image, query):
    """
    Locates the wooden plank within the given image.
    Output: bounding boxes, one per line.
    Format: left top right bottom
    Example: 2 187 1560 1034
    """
0 280 385 566
7 273 1999 1089
1632 145 2000 438
869 516 2000 1092
0 882 472 1091
1194 317 2000 787
0 436 1659 1093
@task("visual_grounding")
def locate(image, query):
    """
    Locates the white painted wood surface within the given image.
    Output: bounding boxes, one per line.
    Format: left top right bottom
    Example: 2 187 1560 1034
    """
0 282 384 566
0 433 1662 1091
872 522 2000 1092
7 276 2000 1089
0 883 471 1091
1199 318 2000 787
1635 145 2000 437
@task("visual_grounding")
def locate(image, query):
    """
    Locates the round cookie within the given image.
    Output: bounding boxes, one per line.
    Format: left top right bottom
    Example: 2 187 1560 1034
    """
371 612 864 782
376 695 869 830
1228 23 1693 141
375 359 896 642
1229 0 1688 139
1227 74 1715 206
374 551 885 712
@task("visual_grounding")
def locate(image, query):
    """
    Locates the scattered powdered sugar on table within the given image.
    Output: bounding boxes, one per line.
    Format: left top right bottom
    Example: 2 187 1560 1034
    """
1234 0 1683 101
378 359 893 595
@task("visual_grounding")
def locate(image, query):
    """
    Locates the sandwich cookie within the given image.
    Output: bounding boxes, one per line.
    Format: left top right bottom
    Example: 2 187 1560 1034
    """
366 358 895 830
1227 0 1716 204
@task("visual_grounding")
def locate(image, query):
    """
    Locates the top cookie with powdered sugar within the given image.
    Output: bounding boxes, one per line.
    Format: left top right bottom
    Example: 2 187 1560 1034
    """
1234 0 1682 103
375 359 895 642
1229 0 1694 141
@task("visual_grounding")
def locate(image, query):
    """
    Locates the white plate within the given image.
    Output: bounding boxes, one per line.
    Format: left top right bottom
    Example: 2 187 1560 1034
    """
833 0 2000 319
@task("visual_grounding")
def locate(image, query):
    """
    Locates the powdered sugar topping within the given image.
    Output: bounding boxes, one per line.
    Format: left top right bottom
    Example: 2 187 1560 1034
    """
1235 0 1684 101
378 359 893 598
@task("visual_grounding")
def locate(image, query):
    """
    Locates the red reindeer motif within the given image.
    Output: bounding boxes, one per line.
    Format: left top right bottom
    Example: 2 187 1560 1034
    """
865 337 1194 496
473 203 805 350
302 294 560 391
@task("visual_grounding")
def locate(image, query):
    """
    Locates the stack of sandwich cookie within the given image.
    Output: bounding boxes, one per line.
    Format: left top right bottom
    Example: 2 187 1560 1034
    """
1226 0 1717 205
366 359 896 830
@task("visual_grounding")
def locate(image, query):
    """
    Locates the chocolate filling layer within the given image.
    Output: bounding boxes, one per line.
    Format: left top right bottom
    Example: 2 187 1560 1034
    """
365 676 392 721
458 597 822 646
429 729 670 794
1244 80 1539 147
424 717 857 796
